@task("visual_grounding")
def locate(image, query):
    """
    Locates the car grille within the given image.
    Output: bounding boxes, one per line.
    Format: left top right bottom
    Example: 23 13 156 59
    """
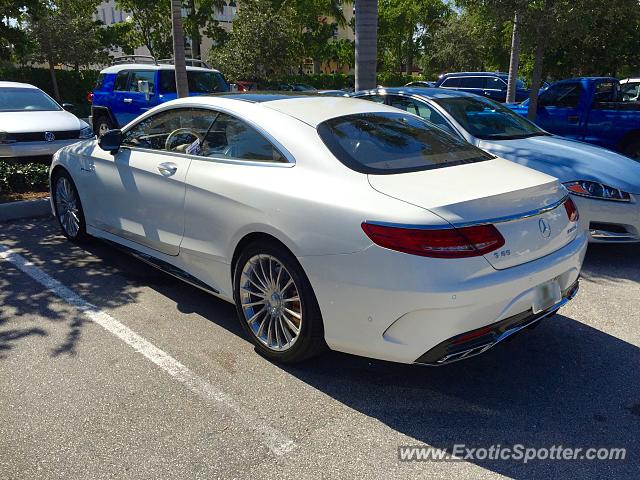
10 131 80 142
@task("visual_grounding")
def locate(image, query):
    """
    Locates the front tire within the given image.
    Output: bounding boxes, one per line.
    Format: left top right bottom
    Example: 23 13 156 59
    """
52 170 89 243
233 241 326 363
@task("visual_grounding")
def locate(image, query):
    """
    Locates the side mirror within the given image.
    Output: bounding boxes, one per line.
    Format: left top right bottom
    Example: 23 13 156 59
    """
62 103 75 111
138 80 151 101
99 129 123 153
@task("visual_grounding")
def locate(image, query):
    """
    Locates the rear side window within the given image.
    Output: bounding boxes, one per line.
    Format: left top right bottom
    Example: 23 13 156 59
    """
159 70 229 93
317 112 493 175
95 73 106 90
114 71 129 91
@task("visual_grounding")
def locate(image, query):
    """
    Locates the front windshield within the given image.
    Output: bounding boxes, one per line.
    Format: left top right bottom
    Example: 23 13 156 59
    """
0 88 61 112
435 95 546 140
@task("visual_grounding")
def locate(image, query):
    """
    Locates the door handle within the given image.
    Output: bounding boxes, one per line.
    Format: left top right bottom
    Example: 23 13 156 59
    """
158 162 177 176
123 98 133 103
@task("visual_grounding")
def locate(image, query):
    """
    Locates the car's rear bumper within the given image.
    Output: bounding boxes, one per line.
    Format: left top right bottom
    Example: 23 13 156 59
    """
299 231 588 364
0 140 81 158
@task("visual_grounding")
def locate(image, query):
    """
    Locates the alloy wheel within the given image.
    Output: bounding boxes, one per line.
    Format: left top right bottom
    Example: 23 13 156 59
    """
55 176 81 238
239 254 302 351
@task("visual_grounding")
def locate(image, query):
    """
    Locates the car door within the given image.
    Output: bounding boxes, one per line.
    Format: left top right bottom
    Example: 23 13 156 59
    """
534 81 587 139
85 107 218 256
114 70 158 126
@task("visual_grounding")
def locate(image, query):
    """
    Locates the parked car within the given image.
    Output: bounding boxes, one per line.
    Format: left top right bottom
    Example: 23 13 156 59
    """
90 56 229 136
50 94 586 365
353 87 640 243
404 80 437 88
509 77 640 158
274 83 317 92
236 81 258 92
434 72 530 103
0 81 93 160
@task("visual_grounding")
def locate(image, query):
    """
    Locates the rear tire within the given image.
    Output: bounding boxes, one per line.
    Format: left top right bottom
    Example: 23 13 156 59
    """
52 170 89 243
233 241 326 363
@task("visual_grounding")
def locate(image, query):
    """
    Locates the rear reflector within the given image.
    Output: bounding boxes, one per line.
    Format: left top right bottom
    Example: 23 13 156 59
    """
563 197 579 222
361 223 505 258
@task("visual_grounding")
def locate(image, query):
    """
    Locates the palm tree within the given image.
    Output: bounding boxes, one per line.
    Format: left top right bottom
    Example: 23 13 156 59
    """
355 0 378 91
171 0 189 97
505 10 521 103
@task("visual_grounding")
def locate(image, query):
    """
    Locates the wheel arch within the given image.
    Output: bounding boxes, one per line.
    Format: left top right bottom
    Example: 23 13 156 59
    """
230 231 299 283
91 106 118 131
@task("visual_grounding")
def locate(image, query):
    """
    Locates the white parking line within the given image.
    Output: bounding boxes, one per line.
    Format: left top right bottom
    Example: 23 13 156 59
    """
0 246 295 456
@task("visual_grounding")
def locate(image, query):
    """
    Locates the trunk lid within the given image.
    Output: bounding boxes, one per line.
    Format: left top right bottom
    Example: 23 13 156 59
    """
368 158 578 269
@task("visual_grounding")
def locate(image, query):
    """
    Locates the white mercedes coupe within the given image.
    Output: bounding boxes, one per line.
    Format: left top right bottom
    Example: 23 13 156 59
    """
49 94 588 365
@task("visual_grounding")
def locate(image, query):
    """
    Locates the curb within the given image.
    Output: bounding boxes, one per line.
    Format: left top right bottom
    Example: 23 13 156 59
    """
0 198 52 223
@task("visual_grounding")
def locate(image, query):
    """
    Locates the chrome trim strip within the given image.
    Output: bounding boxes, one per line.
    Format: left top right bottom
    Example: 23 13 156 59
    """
366 195 569 231
590 229 640 242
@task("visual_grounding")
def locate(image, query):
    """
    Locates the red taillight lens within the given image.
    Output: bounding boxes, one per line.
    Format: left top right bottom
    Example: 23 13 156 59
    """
87 92 93 103
361 223 505 258
564 197 579 222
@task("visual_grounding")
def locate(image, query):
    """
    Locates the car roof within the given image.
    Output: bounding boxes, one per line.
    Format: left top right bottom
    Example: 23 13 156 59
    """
0 81 39 89
354 86 479 100
165 94 404 127
99 64 220 74
440 72 508 78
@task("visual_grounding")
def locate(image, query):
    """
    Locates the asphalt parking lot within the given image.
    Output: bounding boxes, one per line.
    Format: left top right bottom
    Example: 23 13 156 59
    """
1 217 639 479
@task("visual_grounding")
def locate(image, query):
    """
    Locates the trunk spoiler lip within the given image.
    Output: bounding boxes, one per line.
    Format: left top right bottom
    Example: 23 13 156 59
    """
365 194 570 230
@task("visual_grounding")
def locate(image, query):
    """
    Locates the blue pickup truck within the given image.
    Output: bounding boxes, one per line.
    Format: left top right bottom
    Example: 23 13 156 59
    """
91 57 229 136
509 77 640 159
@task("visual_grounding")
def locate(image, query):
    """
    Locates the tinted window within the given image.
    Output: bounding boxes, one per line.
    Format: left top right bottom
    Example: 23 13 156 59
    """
435 95 546 140
441 77 461 88
386 96 457 136
159 70 229 94
539 83 584 108
128 70 156 93
485 77 506 90
114 71 129 91
122 108 218 152
317 112 493 175
0 87 61 112
201 113 286 162
360 94 385 104
458 77 483 88
593 81 617 103
95 73 106 89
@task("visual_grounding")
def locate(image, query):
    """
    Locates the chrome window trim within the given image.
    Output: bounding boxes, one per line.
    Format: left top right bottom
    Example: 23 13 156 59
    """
121 104 296 165
366 195 569 230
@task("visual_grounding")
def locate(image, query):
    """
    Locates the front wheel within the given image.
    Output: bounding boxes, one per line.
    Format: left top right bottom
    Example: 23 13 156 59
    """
52 171 89 243
233 242 326 363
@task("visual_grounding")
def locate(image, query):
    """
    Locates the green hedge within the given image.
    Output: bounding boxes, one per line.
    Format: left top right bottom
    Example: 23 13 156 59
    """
267 72 424 90
0 160 49 194
0 66 98 117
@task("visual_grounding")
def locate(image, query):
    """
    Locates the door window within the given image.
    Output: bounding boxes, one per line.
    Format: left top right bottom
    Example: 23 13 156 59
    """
114 71 129 91
200 113 287 162
122 108 218 152
484 77 506 90
441 77 461 88
359 94 386 104
458 77 483 88
621 82 640 102
127 70 156 94
386 96 457 136
538 83 584 108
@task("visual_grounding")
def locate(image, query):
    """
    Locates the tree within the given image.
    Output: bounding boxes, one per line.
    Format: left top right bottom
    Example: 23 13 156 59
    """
505 10 521 103
170 0 188 97
27 0 107 100
355 0 377 90
378 0 450 75
115 0 173 58
208 0 302 82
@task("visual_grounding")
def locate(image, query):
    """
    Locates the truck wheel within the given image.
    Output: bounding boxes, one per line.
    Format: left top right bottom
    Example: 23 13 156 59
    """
95 115 114 137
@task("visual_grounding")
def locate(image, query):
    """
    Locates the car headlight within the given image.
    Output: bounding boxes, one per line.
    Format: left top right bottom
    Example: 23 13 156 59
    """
79 126 94 139
564 181 631 202
0 131 16 144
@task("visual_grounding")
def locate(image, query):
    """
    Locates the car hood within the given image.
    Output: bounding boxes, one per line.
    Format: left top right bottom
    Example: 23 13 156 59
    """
0 110 86 133
477 135 640 194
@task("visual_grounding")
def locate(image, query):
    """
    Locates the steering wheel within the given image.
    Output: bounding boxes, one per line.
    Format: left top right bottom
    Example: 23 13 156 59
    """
164 128 204 152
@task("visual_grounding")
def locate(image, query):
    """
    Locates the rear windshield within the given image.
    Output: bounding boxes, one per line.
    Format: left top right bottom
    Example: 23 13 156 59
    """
317 112 493 174
0 88 61 112
159 70 229 94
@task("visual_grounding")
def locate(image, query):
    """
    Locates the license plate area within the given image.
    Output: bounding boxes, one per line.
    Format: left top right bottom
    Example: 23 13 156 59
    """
533 279 562 314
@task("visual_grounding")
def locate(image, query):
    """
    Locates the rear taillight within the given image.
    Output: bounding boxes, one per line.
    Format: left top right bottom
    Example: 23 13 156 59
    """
87 92 93 103
563 197 579 222
361 223 505 258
